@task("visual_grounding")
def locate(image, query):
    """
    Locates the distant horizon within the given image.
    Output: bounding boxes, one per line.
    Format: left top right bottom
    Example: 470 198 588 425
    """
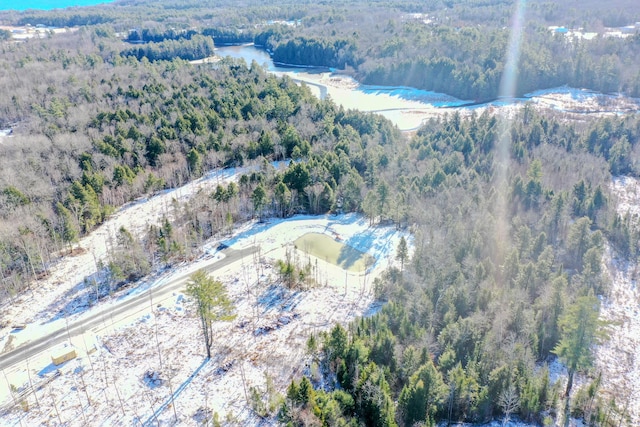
0 0 115 12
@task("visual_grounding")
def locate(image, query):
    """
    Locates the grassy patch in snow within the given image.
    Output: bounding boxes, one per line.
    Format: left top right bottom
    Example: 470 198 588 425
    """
294 232 374 273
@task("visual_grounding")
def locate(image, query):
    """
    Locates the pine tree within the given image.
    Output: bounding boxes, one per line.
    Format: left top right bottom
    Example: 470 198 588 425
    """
56 202 79 252
396 236 408 272
553 295 608 426
186 270 235 359
252 184 267 219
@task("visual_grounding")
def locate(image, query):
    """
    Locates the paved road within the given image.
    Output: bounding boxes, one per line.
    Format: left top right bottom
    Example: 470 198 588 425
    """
0 246 257 372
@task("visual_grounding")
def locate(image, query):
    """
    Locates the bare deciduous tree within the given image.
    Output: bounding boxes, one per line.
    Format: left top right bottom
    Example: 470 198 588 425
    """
498 384 520 426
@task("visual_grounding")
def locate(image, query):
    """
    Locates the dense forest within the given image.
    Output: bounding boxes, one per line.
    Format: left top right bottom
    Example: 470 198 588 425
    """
4 0 640 100
1 0 640 426
278 108 640 426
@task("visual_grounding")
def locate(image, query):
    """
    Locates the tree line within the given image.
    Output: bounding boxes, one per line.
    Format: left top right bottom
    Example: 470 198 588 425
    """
6 0 640 100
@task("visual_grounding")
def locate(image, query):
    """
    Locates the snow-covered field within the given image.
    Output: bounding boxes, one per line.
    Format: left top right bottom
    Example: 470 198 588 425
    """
0 160 406 426
272 70 449 131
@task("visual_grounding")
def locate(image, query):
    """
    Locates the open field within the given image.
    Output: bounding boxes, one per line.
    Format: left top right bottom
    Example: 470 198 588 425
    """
294 232 375 273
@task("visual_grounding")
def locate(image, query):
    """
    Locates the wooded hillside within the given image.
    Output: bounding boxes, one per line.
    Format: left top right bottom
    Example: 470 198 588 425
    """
1 1 639 425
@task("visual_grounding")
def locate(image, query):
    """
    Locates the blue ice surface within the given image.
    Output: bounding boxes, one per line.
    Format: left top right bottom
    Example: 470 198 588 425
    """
358 84 470 107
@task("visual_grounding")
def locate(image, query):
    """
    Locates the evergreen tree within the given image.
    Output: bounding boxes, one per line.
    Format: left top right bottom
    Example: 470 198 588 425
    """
186 270 235 359
56 202 79 252
252 183 267 219
553 295 608 426
396 236 408 272
399 360 446 426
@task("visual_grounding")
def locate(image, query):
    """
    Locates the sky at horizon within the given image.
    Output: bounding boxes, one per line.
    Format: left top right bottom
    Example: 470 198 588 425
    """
0 0 115 12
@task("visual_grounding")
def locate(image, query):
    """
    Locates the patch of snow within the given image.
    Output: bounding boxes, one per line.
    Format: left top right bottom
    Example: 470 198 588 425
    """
519 87 640 115
592 176 640 424
546 357 568 386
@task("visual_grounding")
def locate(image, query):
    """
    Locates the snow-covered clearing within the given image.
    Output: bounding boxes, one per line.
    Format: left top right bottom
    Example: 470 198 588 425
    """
526 88 640 115
0 169 407 426
594 176 640 424
0 164 256 349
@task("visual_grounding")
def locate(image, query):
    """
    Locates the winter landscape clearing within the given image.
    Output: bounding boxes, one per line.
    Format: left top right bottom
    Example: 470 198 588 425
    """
283 71 640 131
1 169 640 426
0 164 407 426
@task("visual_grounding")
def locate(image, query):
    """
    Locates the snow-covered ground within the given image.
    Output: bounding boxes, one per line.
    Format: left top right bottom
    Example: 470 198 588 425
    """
0 162 407 426
0 128 11 144
525 87 640 115
272 70 451 130
275 70 640 131
594 176 640 424
0 165 254 352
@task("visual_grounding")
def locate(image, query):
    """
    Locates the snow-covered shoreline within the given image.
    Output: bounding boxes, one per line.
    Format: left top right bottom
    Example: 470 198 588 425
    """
206 45 640 132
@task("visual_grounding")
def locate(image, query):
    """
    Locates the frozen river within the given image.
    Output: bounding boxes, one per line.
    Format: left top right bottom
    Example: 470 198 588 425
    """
215 44 640 130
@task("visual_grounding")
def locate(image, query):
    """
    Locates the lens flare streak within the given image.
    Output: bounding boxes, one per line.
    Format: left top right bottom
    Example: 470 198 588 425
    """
494 0 527 260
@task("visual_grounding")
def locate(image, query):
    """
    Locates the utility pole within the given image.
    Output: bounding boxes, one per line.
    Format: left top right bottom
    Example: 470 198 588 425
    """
25 358 40 410
149 290 163 370
49 384 63 425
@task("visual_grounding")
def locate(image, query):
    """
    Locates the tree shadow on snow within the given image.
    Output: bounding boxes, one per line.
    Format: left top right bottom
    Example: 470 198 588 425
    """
257 284 302 313
42 271 110 324
339 226 397 272
335 244 371 271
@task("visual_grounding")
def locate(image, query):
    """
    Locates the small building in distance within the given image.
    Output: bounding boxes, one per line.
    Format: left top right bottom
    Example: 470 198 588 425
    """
51 343 77 366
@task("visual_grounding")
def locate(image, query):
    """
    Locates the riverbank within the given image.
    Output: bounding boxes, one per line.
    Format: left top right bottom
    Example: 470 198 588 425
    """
274 70 446 130
206 45 640 131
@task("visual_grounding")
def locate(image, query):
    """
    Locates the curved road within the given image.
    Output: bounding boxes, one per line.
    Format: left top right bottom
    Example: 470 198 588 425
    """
0 246 257 372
